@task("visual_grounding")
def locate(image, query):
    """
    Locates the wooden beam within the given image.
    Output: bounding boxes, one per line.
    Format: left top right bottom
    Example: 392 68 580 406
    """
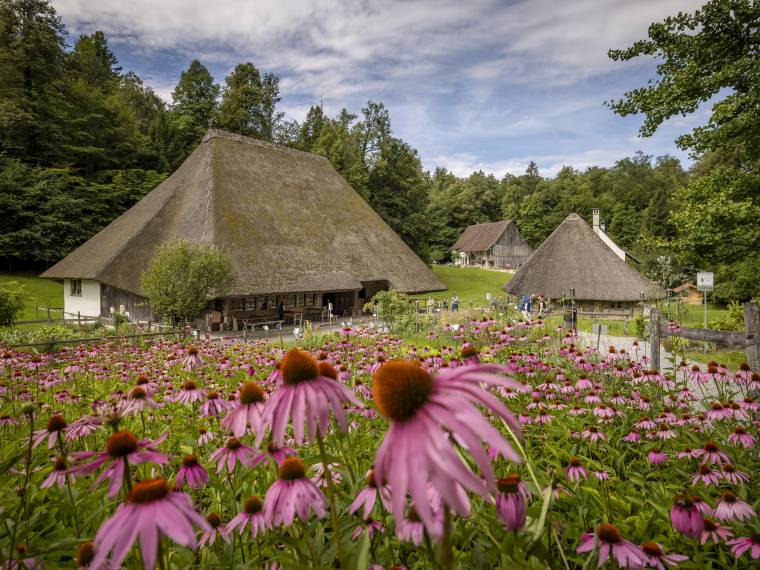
745 302 760 371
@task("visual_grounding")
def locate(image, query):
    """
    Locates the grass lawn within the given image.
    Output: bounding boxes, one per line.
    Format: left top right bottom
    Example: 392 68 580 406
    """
411 265 511 303
0 271 63 322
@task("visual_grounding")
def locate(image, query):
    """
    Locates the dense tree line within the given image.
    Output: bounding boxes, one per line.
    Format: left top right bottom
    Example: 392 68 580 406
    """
1 0 757 303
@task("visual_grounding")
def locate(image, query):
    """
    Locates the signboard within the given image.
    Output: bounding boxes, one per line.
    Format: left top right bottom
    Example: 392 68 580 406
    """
697 272 714 292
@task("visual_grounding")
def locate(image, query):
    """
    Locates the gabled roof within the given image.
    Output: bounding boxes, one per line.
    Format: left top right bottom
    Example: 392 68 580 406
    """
452 221 512 252
41 129 445 296
504 213 662 301
672 283 698 293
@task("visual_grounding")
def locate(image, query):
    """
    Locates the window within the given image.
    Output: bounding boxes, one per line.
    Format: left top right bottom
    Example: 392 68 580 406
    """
70 279 82 296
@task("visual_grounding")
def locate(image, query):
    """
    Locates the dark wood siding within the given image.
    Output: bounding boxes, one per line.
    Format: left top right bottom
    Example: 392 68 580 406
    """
100 284 154 321
491 224 533 268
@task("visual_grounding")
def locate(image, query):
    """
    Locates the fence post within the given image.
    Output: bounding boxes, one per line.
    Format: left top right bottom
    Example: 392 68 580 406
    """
745 302 760 372
77 311 81 326
47 307 51 322
649 306 661 373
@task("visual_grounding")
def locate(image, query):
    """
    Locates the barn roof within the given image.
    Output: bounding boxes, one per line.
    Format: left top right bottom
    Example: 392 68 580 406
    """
504 213 662 301
41 129 445 296
452 220 512 252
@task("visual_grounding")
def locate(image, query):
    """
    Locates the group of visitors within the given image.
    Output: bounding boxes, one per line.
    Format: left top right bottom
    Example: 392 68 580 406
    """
426 294 460 313
518 293 546 319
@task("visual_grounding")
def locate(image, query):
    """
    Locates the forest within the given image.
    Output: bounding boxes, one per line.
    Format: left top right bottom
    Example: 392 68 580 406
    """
1 0 758 303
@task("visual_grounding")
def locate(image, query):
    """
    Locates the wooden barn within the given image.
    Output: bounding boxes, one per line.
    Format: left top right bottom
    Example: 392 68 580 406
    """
672 283 702 304
504 213 662 314
452 221 532 269
41 129 445 328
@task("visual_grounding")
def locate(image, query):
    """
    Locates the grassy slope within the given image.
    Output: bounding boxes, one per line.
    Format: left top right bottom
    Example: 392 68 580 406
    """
0 271 63 321
411 265 511 302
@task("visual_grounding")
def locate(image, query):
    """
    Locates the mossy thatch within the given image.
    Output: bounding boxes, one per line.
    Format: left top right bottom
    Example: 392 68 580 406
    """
504 213 662 301
41 130 445 296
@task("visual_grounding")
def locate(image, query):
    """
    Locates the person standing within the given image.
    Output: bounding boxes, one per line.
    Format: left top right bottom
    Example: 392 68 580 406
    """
451 293 459 312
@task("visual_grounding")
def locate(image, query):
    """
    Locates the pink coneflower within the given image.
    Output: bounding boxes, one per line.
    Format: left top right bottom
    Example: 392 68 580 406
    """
227 496 269 538
593 405 615 419
210 437 265 473
648 449 668 465
200 391 226 417
653 423 676 440
691 464 721 486
256 349 360 447
714 491 755 521
68 430 169 498
622 431 641 443
220 382 266 436
495 474 529 531
371 360 526 533
676 447 701 459
181 345 203 370
66 414 103 441
122 386 159 415
727 533 760 560
635 417 656 430
639 542 688 569
580 426 606 442
728 426 756 448
199 512 231 547
197 427 215 446
576 524 644 568
175 380 204 404
353 378 372 399
670 495 704 538
266 441 297 465
41 455 71 489
697 441 731 464
349 469 390 519
566 457 589 481
263 457 326 527
397 506 442 544
351 518 384 541
32 414 68 448
593 470 609 481
700 517 733 544
176 455 209 489
91 478 210 569
720 463 750 485
311 461 343 488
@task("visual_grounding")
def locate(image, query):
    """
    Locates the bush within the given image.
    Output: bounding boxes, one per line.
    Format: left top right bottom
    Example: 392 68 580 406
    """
708 300 744 331
0 281 25 328
364 290 421 334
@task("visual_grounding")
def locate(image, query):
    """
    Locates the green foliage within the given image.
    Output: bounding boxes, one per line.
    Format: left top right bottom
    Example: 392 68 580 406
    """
217 62 283 141
141 241 235 323
363 289 420 334
708 300 745 331
0 280 25 327
608 0 760 162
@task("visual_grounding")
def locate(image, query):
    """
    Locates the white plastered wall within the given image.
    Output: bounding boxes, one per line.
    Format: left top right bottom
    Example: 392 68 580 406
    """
63 279 101 317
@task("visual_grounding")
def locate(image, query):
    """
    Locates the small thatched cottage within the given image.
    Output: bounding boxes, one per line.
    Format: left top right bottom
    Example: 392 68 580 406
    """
452 221 532 269
504 213 662 313
42 129 444 327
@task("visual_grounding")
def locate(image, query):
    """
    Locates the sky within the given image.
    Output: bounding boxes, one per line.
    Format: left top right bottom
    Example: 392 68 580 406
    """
52 0 708 178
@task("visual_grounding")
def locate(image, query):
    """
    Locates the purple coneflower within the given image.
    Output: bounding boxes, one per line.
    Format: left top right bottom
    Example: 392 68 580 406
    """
175 380 204 404
728 426 756 448
648 448 667 465
210 437 265 473
495 474 529 531
727 533 760 560
181 345 203 370
220 382 265 437
122 386 159 415
566 457 588 482
41 455 71 489
670 495 704 538
200 391 226 417
227 496 269 537
66 414 103 441
199 512 231 547
720 463 750 485
263 457 326 527
349 469 390 519
176 455 209 489
639 542 688 569
653 423 676 440
691 464 721 486
256 349 361 447
397 506 442 544
622 431 641 443
697 441 731 464
714 491 755 521
68 430 169 498
32 414 68 448
700 517 733 544
576 524 644 568
371 360 526 533
593 470 609 481
580 426 606 442
266 441 297 465
197 427 215 446
676 447 701 459
91 478 210 570
351 518 384 541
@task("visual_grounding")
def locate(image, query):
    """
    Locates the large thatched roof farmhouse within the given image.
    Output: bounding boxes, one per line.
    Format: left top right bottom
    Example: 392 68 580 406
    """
452 220 532 269
42 130 444 326
504 212 662 313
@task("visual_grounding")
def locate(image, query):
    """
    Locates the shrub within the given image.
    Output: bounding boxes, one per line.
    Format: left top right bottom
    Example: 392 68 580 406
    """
364 290 420 334
0 281 25 328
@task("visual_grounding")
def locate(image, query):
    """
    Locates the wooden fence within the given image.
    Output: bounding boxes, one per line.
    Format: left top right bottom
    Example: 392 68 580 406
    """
650 302 760 371
4 330 184 350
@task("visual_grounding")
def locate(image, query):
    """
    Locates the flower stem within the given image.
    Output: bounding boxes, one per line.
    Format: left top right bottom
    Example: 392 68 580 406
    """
439 504 453 570
316 430 346 567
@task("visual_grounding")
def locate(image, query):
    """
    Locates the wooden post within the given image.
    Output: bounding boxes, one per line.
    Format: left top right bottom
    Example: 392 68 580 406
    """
649 306 661 372
745 302 760 372
77 311 81 326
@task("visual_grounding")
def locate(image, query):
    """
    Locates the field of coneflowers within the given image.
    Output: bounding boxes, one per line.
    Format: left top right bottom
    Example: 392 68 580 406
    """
0 319 758 569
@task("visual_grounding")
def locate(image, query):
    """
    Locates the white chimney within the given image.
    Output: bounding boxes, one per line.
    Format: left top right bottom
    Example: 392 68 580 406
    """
592 208 600 231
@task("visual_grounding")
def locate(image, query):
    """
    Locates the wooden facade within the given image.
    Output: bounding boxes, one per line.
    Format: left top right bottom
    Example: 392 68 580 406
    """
454 222 532 269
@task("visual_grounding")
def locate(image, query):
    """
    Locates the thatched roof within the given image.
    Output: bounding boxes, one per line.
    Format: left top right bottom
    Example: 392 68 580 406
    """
42 129 445 296
453 221 512 252
504 213 662 301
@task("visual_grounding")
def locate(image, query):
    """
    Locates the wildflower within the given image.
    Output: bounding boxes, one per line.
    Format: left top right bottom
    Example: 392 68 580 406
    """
181 345 203 370
639 542 688 569
349 469 390 519
697 441 731 464
263 457 326 527
68 430 169 498
720 463 749 485
220 382 266 437
576 524 644 568
580 426 606 442
41 455 70 489
227 496 269 538
728 426 756 448
593 470 609 481
91 478 210 569
566 457 588 482
495 474 528 531
200 391 226 417
653 423 676 440
176 455 209 489
397 506 442 545
197 427 215 446
700 517 733 545
714 491 755 521
727 533 760 560
175 380 204 404
670 495 704 538
257 349 361 447
199 512 231 547
622 431 641 443
371 360 526 533
32 414 68 448
676 447 701 459
210 437 265 473
122 386 159 415
351 518 384 541
66 414 103 441
266 441 297 465
647 449 667 465
691 464 720 487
